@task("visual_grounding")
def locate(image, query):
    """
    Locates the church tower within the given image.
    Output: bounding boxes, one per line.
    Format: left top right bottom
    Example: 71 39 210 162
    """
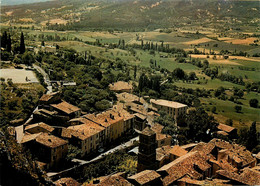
137 126 157 172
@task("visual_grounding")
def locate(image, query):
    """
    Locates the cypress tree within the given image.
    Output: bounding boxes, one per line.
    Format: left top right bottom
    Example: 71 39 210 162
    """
7 34 11 52
1 31 7 49
246 121 257 151
20 32 25 54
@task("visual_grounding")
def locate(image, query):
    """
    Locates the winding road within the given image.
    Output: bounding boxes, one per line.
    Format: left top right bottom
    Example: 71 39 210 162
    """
33 64 52 93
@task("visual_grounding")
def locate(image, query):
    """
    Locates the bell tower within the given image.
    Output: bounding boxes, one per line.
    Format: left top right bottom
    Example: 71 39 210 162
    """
137 126 157 172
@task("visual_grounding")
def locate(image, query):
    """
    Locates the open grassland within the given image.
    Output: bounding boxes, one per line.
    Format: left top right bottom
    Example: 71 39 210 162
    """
201 93 260 130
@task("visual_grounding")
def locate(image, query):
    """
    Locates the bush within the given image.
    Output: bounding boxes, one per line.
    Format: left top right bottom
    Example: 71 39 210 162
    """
234 105 242 113
249 99 258 108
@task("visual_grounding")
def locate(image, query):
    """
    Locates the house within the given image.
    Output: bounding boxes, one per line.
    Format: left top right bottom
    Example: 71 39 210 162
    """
217 168 260 185
24 122 54 134
134 113 147 131
116 92 146 105
217 123 237 139
191 138 257 169
150 99 187 120
128 170 162 186
39 92 61 105
21 133 68 169
177 177 231 186
109 81 133 93
50 100 81 119
169 145 188 161
156 145 172 168
88 172 131 186
63 119 105 156
151 123 172 147
157 151 212 185
54 177 80 186
84 109 124 143
113 106 135 134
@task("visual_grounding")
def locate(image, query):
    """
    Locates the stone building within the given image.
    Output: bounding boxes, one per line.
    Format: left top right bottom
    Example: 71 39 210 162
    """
137 127 157 172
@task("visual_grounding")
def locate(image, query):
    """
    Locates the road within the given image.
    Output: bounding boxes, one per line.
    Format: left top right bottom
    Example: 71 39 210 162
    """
33 64 52 93
72 136 139 165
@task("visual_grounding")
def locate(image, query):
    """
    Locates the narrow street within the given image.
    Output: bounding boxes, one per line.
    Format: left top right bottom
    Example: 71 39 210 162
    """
72 136 139 165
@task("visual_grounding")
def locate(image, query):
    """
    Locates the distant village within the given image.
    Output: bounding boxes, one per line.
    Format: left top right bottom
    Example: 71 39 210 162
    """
7 81 260 185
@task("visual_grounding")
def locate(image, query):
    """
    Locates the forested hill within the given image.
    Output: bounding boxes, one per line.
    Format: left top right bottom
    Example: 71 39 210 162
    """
1 0 259 30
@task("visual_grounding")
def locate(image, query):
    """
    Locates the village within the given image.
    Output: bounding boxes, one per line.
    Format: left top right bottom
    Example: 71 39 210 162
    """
6 80 260 185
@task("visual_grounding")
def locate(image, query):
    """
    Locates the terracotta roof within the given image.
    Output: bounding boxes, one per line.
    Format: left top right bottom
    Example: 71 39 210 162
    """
217 130 229 136
21 133 42 143
156 133 171 141
169 145 188 157
191 139 256 167
156 145 172 161
116 92 146 104
181 143 197 150
128 170 161 185
39 92 59 102
217 168 260 185
157 151 211 185
109 81 133 91
54 177 80 186
150 99 187 108
90 173 131 186
210 159 237 172
151 123 164 133
51 100 81 115
178 177 231 185
141 127 156 136
21 133 68 148
217 123 235 133
134 113 147 120
67 119 105 140
112 106 135 121
25 122 54 133
84 109 124 128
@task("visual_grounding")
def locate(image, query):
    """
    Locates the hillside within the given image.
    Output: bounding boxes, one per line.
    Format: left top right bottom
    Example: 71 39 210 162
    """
1 0 259 31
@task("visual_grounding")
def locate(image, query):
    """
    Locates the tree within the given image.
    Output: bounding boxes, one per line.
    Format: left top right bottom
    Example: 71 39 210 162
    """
184 108 218 142
41 41 45 46
234 105 242 113
134 65 137 80
1 31 7 49
249 99 258 108
172 68 185 80
237 89 244 98
246 121 258 151
211 106 217 113
20 32 25 54
225 118 233 126
7 34 11 52
22 52 34 66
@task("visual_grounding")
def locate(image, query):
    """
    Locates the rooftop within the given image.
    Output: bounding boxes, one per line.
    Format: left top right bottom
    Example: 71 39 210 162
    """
89 172 131 186
25 122 54 133
54 177 80 186
39 92 59 102
217 123 236 133
217 168 260 185
109 81 133 92
21 133 68 148
116 92 146 104
51 100 81 115
141 127 156 136
128 170 161 185
67 119 105 140
157 151 211 185
150 99 187 109
156 145 172 161
84 109 124 128
169 145 188 157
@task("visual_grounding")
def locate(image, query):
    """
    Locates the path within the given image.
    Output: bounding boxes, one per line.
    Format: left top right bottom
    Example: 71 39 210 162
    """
33 64 52 93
